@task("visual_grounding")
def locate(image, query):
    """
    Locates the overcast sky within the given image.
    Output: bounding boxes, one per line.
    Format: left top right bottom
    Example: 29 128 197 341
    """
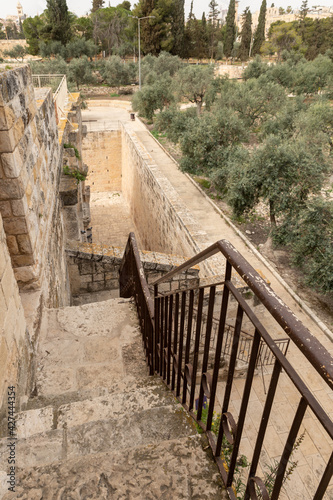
1 0 333 21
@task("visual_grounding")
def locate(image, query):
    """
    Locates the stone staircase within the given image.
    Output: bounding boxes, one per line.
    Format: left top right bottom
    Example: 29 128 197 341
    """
0 297 225 499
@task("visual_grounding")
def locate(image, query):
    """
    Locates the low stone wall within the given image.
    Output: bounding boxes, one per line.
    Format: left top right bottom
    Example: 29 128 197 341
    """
0 213 31 421
216 64 245 79
0 40 27 54
66 240 199 298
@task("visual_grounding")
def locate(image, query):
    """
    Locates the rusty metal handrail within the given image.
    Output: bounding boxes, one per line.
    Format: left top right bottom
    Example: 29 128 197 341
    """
120 233 333 499
119 233 154 371
151 239 333 390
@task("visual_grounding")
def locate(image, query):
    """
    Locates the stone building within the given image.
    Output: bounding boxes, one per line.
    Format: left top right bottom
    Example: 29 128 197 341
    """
0 2 26 36
250 4 333 37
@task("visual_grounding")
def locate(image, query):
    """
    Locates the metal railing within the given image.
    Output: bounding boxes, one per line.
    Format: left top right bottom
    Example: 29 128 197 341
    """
32 74 68 123
119 233 154 374
32 74 66 92
119 233 333 499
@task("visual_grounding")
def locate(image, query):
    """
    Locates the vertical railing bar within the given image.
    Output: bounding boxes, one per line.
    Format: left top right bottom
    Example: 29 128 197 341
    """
167 294 174 386
160 297 164 377
271 396 308 500
227 328 261 486
189 288 205 411
176 291 187 396
216 303 244 456
313 451 333 500
223 326 230 358
163 296 169 380
149 317 154 375
171 293 180 391
244 359 282 500
182 289 194 405
197 285 216 421
207 261 232 431
154 285 159 374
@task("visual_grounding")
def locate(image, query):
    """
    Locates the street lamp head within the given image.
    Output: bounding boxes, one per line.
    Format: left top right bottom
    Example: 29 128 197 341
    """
129 15 156 20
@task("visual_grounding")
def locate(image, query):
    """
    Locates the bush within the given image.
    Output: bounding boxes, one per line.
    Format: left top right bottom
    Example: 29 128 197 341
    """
273 198 333 294
102 55 137 87
68 56 95 89
131 73 174 121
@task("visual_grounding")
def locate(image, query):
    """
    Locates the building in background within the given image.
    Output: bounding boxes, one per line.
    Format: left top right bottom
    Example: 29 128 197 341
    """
0 2 26 38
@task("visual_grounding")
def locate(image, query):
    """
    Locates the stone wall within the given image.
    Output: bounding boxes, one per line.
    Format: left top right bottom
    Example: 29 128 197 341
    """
0 68 65 299
216 64 244 79
66 240 199 297
83 131 122 192
0 66 88 422
0 213 31 422
0 67 88 307
121 124 204 258
0 40 27 54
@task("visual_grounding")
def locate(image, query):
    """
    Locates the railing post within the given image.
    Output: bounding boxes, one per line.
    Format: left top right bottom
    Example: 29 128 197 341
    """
154 284 159 374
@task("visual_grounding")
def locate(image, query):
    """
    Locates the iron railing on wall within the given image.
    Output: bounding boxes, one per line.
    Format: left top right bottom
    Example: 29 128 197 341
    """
119 233 333 499
32 74 68 124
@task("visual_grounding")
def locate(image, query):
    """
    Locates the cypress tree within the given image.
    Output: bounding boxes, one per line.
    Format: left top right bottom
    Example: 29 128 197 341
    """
45 0 72 45
198 13 209 59
183 0 194 58
91 0 104 12
252 0 266 55
137 0 160 55
239 7 252 61
171 0 185 56
208 0 219 59
224 0 236 58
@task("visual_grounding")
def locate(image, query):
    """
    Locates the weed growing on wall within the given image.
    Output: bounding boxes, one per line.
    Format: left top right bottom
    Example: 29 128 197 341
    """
63 165 86 183
64 143 81 161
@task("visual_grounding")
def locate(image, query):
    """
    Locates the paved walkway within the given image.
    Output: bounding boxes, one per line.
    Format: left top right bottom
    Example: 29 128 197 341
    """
82 101 333 499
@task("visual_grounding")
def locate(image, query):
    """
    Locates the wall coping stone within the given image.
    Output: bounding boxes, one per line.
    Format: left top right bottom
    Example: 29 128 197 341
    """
66 240 199 274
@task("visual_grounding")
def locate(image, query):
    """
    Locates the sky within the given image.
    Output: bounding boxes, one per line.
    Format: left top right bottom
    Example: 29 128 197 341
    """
1 0 333 21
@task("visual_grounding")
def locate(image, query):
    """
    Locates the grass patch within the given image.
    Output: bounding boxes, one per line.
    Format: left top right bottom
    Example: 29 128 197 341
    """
193 176 211 189
151 129 167 140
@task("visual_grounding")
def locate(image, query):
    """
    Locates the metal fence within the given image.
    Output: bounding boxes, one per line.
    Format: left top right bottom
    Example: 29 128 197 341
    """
119 233 333 499
32 74 68 123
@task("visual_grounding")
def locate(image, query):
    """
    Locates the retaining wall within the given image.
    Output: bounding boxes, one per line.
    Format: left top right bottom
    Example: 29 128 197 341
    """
66 240 199 297
0 213 31 423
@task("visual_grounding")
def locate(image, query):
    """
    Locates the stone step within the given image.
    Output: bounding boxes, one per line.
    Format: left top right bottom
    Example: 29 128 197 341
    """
1 435 226 500
15 384 179 439
0 404 196 470
35 298 149 398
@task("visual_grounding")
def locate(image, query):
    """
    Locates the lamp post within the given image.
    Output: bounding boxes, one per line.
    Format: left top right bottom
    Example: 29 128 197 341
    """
130 15 155 90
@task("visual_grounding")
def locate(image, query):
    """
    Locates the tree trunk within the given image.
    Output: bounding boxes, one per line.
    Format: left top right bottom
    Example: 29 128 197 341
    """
269 199 276 226
196 101 202 116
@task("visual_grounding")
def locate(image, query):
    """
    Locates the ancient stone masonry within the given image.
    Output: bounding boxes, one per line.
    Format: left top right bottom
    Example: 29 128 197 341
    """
0 66 88 421
66 240 199 297
121 124 205 258
83 130 122 192
0 213 31 427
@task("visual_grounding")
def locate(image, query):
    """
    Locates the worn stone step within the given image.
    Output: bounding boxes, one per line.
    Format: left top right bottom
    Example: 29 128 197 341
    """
0 404 196 470
14 385 180 440
1 435 226 500
36 298 150 398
